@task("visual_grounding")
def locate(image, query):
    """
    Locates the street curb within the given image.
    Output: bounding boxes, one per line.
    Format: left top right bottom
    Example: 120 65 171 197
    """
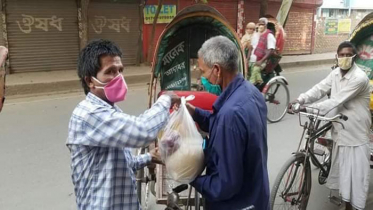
6 73 152 97
280 58 335 69
5 58 335 97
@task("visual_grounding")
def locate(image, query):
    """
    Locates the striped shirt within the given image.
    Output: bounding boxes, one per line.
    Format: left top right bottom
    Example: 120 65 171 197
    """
67 93 170 210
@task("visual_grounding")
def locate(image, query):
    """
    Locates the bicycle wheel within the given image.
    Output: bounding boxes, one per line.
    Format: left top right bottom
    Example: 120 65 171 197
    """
271 154 312 210
143 181 150 210
265 81 290 123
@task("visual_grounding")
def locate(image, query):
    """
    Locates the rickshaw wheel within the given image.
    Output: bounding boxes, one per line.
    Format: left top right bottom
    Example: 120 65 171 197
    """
143 181 150 210
265 81 289 123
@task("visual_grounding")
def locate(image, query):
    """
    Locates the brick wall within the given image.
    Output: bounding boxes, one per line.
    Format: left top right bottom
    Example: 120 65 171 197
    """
313 18 348 54
144 0 238 61
314 10 373 54
244 1 314 55
283 9 314 54
244 1 281 23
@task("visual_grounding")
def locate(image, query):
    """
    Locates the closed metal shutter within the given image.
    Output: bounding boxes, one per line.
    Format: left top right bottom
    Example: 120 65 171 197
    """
6 0 79 73
88 0 140 66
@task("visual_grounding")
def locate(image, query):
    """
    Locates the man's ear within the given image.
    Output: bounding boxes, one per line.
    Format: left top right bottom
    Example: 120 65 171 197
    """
214 64 222 78
85 76 94 89
353 54 358 62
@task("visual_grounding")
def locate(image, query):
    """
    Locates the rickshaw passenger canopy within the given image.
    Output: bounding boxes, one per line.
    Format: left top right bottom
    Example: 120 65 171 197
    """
152 5 245 91
349 12 373 79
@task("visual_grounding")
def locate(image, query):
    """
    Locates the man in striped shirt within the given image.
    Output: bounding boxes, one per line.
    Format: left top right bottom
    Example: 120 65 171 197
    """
67 39 178 210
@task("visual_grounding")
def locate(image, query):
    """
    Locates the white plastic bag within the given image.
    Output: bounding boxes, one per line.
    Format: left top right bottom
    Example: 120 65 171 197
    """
159 96 204 184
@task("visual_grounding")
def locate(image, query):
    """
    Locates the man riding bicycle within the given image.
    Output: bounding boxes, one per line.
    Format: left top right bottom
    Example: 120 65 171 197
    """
290 41 371 210
248 17 276 86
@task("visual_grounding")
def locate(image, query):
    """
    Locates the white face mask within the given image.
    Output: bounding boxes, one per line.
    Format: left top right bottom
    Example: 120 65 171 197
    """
337 55 356 70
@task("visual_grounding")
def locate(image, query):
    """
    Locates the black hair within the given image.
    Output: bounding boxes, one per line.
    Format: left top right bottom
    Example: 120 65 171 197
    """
77 39 122 95
337 41 358 55
267 22 276 35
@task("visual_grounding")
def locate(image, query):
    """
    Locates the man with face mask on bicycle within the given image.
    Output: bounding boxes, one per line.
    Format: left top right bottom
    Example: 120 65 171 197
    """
290 41 371 210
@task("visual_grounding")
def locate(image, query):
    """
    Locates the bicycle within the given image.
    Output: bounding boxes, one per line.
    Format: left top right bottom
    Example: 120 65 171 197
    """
164 184 205 210
195 69 290 123
137 145 204 210
261 70 290 123
247 62 290 123
270 106 348 209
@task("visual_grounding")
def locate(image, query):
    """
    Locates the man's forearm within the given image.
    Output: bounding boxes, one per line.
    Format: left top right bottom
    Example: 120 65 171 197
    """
132 153 152 171
259 49 274 63
192 108 211 132
186 103 195 116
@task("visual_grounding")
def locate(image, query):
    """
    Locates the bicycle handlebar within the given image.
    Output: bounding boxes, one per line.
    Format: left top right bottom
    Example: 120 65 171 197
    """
299 112 348 122
290 103 348 122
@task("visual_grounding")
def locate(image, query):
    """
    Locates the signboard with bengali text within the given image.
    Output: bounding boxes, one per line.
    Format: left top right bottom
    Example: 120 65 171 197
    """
325 19 338 35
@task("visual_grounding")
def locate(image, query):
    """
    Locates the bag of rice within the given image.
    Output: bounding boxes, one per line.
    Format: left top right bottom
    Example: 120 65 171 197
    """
159 96 204 184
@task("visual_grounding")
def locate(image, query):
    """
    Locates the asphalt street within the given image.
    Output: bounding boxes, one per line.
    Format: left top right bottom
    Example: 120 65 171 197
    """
1 68 373 210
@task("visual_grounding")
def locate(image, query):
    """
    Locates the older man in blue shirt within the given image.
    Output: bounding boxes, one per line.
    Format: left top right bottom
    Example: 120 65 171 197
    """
187 36 269 210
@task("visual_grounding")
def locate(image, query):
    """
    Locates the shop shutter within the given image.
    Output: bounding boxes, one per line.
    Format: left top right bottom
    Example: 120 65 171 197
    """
6 0 79 73
88 0 140 65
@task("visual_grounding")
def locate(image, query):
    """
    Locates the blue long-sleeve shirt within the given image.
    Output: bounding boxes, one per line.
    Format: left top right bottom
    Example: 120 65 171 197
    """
191 74 269 210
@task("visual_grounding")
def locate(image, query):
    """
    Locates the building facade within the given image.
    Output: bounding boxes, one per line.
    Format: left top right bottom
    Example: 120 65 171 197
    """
0 0 141 73
0 0 324 74
144 0 323 62
314 0 373 53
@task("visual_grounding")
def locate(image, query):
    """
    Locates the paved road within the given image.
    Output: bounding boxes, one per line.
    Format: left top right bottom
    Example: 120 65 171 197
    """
1 68 372 210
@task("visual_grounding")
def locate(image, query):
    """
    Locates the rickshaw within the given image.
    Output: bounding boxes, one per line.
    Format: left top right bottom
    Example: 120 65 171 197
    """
137 4 289 209
255 15 289 123
349 12 373 110
349 12 373 165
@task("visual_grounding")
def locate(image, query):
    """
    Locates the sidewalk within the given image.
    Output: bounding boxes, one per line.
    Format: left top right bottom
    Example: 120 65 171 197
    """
6 65 151 97
5 53 336 97
280 52 335 69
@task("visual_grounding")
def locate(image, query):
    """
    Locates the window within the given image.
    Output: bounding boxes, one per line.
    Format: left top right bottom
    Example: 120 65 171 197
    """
321 8 349 18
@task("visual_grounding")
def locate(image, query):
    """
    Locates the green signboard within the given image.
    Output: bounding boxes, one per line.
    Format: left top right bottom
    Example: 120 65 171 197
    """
325 19 338 35
160 32 190 90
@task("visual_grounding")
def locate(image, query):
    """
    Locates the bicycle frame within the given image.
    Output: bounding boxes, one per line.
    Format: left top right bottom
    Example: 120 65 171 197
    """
280 115 334 204
304 122 333 175
299 113 333 175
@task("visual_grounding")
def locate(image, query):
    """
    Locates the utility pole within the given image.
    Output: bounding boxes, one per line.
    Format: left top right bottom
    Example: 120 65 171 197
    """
260 0 268 18
147 0 164 63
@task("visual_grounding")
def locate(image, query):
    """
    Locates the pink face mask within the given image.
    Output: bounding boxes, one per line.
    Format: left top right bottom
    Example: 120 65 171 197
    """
92 74 128 103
